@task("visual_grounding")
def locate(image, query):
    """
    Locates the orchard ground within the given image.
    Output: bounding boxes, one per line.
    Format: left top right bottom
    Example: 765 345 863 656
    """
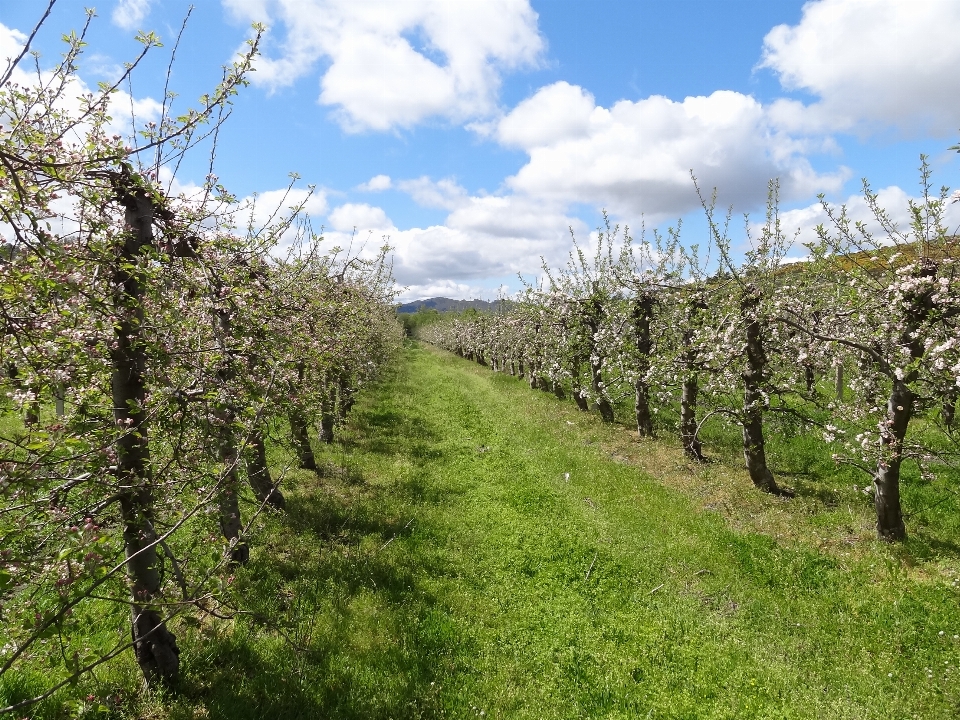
7 341 960 719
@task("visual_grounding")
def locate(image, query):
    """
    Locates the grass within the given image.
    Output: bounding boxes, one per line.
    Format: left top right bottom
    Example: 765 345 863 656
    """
6 341 960 718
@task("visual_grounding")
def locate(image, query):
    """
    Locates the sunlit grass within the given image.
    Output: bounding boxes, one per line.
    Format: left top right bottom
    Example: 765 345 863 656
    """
5 341 960 718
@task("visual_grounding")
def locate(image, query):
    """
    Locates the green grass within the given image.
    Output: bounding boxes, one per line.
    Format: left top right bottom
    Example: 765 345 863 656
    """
7 342 960 718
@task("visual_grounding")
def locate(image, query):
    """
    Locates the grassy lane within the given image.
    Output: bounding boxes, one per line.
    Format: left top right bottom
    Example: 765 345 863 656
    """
158 342 960 719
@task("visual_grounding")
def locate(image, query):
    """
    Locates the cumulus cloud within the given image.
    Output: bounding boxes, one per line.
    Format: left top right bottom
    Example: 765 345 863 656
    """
774 185 960 250
113 0 154 31
225 187 329 252
357 174 393 192
314 190 585 293
495 81 595 149
397 176 469 210
327 203 393 232
492 83 848 222
222 0 543 131
759 0 960 136
0 23 27 72
394 279 496 303
0 21 162 148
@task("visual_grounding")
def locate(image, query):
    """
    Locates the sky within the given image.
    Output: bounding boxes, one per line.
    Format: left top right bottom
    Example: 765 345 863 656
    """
3 0 960 301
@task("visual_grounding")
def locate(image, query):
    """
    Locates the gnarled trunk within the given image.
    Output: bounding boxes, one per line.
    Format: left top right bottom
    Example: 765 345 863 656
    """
740 288 781 494
215 410 249 564
289 361 318 470
680 297 705 461
337 372 355 421
633 294 654 437
112 183 179 686
874 381 910 541
319 375 335 444
680 374 703 461
942 388 957 430
635 381 653 437
247 429 284 509
289 411 317 471
586 323 614 423
552 380 565 400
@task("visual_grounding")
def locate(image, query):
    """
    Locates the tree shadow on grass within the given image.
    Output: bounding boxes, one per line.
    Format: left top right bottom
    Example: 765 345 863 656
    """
173 602 459 720
171 418 470 718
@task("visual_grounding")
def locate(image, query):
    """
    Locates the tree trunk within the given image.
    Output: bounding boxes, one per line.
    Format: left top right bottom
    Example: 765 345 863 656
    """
552 381 565 400
633 294 655 437
571 389 587 412
337 372 355 422
289 411 318 471
679 297 705 461
942 388 957 430
680 374 704 461
319 375 335 444
585 311 614 423
112 183 179 686
635 381 653 437
289 361 318 470
216 411 249 564
54 384 65 417
247 429 284 510
835 362 844 401
590 360 615 423
874 381 911 541
741 288 782 494
803 363 815 394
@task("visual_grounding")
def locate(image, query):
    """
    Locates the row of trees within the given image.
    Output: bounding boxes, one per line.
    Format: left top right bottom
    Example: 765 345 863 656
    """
422 174 960 543
0 7 402 711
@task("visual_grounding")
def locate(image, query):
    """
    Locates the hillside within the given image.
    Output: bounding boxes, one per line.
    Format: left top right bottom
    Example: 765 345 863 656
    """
395 296 504 314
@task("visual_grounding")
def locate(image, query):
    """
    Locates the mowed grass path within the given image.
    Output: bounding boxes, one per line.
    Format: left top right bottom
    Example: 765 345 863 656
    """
169 342 960 719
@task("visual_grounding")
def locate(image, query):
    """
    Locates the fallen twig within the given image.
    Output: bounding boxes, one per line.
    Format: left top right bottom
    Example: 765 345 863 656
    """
585 552 597 581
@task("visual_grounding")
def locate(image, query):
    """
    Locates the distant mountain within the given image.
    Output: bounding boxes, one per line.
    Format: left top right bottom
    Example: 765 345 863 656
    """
395 297 504 314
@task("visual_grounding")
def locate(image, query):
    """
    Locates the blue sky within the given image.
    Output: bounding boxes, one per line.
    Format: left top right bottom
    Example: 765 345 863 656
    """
4 0 960 300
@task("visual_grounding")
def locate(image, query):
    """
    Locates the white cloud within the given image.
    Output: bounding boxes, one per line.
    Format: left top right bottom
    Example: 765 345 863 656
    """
0 21 161 149
315 191 583 292
496 81 595 149
357 174 392 192
397 176 469 210
395 279 494 303
222 0 543 132
113 0 154 31
446 194 579 244
0 22 27 71
229 187 329 247
775 185 960 249
492 83 848 222
759 0 960 136
327 202 393 232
